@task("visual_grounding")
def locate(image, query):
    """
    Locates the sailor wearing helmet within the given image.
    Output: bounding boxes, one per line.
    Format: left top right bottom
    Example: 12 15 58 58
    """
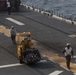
63 43 74 69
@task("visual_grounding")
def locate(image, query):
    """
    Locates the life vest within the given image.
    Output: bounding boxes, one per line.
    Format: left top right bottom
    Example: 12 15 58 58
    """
64 47 72 56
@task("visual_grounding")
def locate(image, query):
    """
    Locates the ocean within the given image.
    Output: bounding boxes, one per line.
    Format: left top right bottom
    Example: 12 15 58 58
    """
21 0 76 21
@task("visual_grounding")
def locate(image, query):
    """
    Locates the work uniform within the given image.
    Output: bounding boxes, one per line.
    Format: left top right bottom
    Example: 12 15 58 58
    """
21 38 33 58
63 45 74 69
10 27 16 44
21 40 26 58
6 1 11 15
21 40 26 51
21 39 29 57
27 39 33 48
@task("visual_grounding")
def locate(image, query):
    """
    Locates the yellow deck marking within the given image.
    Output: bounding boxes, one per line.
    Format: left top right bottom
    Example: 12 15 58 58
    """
0 25 10 37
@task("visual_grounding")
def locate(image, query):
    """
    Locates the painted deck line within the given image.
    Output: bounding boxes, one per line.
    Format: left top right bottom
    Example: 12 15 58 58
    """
0 63 23 69
60 65 70 71
6 18 25 26
74 73 76 75
39 59 47 63
49 70 63 75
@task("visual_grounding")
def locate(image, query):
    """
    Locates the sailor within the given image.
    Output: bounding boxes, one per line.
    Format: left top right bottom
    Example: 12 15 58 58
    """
10 26 17 44
63 43 74 69
6 0 11 15
26 38 33 49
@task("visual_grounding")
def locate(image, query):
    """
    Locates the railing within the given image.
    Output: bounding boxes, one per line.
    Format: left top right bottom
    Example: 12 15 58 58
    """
20 3 76 25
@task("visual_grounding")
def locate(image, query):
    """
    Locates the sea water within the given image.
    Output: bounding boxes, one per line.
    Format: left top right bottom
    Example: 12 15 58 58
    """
21 0 76 20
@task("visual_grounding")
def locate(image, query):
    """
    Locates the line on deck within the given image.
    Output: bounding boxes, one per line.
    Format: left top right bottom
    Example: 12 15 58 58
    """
0 63 23 69
6 17 25 26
